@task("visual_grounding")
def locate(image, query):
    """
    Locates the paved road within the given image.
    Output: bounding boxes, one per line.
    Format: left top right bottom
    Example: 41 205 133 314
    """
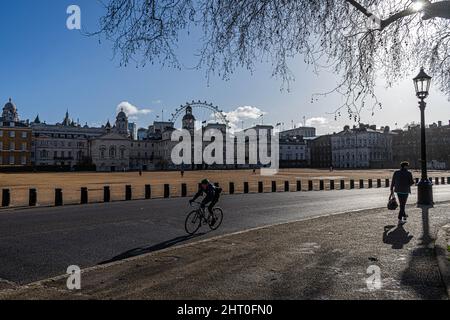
1 186 450 285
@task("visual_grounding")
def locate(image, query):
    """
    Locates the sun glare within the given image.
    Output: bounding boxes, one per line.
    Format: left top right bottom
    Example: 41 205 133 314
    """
412 1 425 12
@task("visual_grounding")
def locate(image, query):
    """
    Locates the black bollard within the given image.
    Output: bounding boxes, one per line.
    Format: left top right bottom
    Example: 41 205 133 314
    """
340 180 345 190
272 181 277 192
296 180 302 192
81 187 88 204
229 182 235 195
385 179 390 188
145 185 151 199
319 180 324 191
435 177 440 185
308 180 313 191
29 188 37 206
164 184 170 198
441 177 445 185
285 181 290 192
258 181 264 193
244 182 249 194
55 188 63 206
181 184 187 197
368 179 373 189
330 180 335 190
350 180 355 189
2 189 10 207
377 179 382 188
359 179 364 189
104 186 111 203
125 185 132 201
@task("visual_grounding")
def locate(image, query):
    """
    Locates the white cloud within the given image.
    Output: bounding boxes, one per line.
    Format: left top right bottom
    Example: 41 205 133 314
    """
305 117 328 127
224 106 267 131
116 102 152 120
299 116 342 135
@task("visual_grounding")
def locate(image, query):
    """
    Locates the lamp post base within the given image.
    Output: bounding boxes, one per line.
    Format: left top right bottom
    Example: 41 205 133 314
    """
417 178 434 207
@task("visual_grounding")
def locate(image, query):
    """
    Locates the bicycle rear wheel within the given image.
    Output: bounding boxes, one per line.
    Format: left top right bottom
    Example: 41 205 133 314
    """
208 208 224 230
185 210 202 235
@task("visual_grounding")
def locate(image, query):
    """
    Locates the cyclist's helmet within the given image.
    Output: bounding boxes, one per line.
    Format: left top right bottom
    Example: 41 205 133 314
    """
201 179 209 185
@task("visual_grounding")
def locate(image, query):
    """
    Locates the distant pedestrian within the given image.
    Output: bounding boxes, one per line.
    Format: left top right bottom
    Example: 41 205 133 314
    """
390 161 415 225
139 169 143 176
181 169 185 178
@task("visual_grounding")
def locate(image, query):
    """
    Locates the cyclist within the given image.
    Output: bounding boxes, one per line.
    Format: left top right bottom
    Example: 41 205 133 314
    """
189 179 222 224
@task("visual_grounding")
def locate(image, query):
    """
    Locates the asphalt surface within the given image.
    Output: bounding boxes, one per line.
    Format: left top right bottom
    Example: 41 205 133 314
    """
1 185 450 285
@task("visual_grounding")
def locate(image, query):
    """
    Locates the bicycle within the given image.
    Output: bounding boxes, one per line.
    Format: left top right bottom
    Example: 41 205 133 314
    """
185 201 224 235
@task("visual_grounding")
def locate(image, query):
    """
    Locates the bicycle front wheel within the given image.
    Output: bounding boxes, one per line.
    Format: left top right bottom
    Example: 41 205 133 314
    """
185 210 202 235
208 208 224 231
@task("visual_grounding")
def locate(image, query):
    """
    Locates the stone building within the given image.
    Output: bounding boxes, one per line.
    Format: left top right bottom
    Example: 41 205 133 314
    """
309 135 332 168
279 136 309 168
0 99 32 166
31 111 106 167
280 126 316 139
331 124 393 169
391 121 450 169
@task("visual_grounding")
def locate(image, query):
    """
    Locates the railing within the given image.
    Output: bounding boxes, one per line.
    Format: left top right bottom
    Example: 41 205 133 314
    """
1 176 449 209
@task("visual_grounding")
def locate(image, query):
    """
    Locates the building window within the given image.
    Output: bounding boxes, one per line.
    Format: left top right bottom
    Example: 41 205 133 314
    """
10 156 15 165
0 130 3 137
22 142 27 151
21 132 27 138
9 131 15 138
10 142 15 151
21 156 27 165
109 146 116 159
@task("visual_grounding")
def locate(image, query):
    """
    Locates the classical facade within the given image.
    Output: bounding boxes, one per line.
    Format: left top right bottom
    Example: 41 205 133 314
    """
90 131 131 172
31 111 105 167
331 124 393 169
0 99 32 166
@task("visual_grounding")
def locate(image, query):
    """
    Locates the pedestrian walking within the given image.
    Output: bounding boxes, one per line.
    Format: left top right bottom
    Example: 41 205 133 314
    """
390 161 415 225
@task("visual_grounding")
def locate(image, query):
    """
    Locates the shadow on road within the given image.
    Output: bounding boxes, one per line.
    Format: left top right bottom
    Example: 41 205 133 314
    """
399 207 446 299
99 233 207 265
383 225 414 249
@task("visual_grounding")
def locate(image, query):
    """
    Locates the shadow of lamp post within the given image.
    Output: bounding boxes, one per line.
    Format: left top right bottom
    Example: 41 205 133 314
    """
413 67 434 207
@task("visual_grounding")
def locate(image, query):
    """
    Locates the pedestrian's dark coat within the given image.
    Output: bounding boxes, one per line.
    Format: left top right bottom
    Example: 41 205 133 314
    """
391 168 415 194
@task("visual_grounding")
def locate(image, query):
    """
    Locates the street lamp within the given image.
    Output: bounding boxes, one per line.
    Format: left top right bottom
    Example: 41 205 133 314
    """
413 67 433 206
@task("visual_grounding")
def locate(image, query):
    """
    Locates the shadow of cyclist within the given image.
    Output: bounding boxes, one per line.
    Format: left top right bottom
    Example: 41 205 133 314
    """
99 233 207 265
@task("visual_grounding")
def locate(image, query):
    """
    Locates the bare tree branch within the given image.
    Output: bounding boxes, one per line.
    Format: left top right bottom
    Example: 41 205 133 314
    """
94 0 450 120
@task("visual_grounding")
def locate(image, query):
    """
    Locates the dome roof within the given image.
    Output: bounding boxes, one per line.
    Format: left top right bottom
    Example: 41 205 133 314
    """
117 108 127 119
4 98 16 111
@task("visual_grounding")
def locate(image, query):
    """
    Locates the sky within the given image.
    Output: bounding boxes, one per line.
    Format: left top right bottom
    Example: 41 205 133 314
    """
0 0 448 135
